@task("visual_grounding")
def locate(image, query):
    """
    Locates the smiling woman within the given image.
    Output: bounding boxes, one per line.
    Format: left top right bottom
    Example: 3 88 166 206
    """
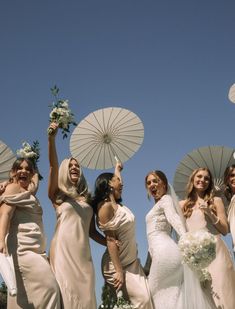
0 158 61 308
47 122 106 309
92 162 153 308
180 167 235 309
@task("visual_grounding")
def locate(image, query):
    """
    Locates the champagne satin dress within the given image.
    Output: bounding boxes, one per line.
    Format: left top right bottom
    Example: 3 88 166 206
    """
99 204 153 309
0 191 60 309
186 206 235 309
49 198 96 309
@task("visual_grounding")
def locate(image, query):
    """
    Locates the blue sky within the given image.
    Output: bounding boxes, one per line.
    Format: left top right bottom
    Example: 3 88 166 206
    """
1 0 235 304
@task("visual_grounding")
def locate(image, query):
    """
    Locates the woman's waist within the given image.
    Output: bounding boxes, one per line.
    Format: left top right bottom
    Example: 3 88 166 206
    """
103 245 138 266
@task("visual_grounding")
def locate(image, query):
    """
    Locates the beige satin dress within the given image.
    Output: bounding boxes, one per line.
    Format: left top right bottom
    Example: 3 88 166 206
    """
99 205 153 309
228 195 235 255
49 198 96 309
186 206 235 309
0 191 60 309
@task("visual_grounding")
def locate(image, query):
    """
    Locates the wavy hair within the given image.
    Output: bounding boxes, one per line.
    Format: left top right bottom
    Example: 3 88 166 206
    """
224 164 235 201
182 167 216 218
55 157 90 205
10 158 36 183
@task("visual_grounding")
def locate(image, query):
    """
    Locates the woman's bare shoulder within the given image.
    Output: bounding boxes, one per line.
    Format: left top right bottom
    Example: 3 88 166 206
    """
98 201 115 223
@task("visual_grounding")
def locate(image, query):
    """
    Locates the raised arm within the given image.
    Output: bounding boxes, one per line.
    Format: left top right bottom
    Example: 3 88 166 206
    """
163 195 186 236
114 159 123 185
48 122 59 204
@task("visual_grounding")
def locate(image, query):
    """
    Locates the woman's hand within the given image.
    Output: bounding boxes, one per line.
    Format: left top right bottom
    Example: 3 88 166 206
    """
48 122 59 137
0 181 8 194
199 201 213 217
113 270 124 290
0 240 7 254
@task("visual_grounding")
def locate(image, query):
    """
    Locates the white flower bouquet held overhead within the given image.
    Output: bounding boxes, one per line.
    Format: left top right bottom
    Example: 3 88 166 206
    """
48 85 77 139
178 230 217 282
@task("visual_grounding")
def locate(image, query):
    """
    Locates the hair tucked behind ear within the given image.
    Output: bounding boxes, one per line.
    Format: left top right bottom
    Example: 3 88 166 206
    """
91 173 114 214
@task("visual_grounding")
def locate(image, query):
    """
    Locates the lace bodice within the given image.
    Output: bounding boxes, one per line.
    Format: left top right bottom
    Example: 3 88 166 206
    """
146 195 185 237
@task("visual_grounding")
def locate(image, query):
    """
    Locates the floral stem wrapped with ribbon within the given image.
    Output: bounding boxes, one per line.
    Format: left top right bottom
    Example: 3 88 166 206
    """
48 85 77 139
16 140 43 180
178 230 217 282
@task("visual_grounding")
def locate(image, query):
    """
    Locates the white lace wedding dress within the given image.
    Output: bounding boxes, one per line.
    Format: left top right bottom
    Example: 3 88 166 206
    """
146 195 185 309
146 194 216 309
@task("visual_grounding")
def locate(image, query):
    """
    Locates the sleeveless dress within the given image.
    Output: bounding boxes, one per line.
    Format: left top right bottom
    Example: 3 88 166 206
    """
146 195 185 309
99 204 153 309
0 191 60 309
228 195 235 255
186 206 235 309
49 198 96 309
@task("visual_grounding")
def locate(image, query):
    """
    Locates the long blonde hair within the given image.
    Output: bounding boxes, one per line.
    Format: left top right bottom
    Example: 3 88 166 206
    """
56 157 90 204
182 167 216 218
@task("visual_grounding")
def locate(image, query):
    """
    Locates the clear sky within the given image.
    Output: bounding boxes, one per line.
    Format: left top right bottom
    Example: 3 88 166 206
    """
1 0 235 305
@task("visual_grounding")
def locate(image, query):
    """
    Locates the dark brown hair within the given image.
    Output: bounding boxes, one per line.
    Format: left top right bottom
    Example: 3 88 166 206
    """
224 164 235 201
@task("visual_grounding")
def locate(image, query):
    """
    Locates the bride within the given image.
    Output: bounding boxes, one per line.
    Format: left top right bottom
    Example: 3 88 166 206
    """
144 170 216 309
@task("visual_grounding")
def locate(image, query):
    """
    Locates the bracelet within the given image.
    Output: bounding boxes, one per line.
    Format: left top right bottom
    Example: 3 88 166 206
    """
212 217 220 225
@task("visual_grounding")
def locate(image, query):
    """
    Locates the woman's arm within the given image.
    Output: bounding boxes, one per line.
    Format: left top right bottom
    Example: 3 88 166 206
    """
105 229 124 290
114 160 123 185
99 202 124 290
48 122 59 205
0 184 19 253
89 214 106 246
200 197 229 235
27 173 39 195
164 195 186 236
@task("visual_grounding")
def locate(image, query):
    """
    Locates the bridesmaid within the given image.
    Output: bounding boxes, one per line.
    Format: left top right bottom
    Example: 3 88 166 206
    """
224 164 235 257
92 161 153 309
48 122 106 309
180 167 235 309
0 158 61 309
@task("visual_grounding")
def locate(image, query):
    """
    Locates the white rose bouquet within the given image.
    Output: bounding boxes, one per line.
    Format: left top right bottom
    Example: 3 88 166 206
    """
48 85 76 139
178 230 217 282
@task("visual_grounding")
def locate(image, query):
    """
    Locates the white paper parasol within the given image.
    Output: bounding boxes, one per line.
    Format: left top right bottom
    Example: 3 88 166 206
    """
228 83 235 104
0 140 16 182
0 253 17 296
70 107 144 169
173 145 235 200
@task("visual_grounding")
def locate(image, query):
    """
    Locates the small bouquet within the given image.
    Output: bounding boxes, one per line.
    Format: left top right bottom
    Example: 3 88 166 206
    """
16 140 43 180
113 291 134 309
48 85 77 139
178 230 217 282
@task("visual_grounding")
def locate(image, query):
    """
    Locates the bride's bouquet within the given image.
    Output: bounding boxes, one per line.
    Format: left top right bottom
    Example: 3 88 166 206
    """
178 230 217 282
48 85 76 139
